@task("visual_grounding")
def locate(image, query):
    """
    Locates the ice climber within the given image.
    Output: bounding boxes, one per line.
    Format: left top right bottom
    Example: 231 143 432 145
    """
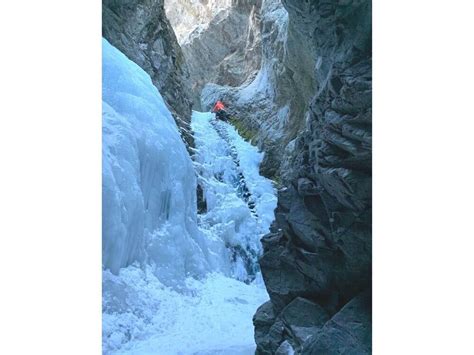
212 100 229 121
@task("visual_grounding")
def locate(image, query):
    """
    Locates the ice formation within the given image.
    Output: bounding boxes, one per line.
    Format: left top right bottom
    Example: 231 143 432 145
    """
102 38 276 354
102 38 209 284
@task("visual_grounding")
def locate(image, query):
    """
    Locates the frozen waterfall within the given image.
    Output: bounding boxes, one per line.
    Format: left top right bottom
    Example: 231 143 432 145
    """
191 112 277 282
102 38 209 283
102 38 276 354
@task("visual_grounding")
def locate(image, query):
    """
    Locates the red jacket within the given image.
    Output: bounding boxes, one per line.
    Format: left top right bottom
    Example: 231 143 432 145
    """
212 101 225 112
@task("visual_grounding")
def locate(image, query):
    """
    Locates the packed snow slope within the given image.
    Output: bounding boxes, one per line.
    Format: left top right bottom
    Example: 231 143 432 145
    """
102 38 277 354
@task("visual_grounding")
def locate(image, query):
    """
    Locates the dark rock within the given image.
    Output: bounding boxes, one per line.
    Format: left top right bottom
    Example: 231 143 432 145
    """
254 296 331 353
102 0 195 147
280 297 329 348
302 290 372 354
196 183 207 214
253 0 372 353
297 178 321 196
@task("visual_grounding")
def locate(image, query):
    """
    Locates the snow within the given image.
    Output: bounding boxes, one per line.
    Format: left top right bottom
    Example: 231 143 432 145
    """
102 39 276 354
237 65 272 105
277 341 295 355
103 266 268 355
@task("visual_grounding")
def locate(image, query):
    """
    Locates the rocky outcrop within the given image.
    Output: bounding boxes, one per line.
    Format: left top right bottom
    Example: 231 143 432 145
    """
102 0 194 146
170 0 263 108
246 0 372 353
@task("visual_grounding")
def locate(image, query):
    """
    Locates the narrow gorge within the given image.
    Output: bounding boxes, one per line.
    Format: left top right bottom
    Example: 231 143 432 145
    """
102 0 372 354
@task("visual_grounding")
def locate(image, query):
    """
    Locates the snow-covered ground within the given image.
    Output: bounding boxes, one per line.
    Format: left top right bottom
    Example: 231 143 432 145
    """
103 268 268 355
102 38 276 354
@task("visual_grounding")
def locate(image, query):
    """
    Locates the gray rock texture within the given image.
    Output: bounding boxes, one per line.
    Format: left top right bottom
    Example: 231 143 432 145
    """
248 0 372 353
254 296 329 353
302 291 372 354
164 0 233 44
180 0 263 108
201 0 305 179
102 0 194 146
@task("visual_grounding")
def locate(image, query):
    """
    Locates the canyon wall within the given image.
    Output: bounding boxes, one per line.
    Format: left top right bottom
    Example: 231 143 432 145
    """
253 0 373 353
165 0 263 109
165 0 233 44
102 0 194 146
201 0 309 179
195 0 372 352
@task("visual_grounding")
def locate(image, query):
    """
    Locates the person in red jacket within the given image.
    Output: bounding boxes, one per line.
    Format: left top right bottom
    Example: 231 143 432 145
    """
212 100 229 121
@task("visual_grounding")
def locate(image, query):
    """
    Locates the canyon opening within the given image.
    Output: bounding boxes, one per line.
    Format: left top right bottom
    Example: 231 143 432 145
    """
102 0 372 354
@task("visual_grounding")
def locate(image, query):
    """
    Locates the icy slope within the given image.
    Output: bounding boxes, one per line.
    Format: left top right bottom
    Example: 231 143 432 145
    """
103 38 276 354
192 112 277 281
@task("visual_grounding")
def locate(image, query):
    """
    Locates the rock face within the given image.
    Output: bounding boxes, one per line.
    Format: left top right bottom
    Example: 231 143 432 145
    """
201 0 301 179
165 0 233 44
167 0 263 108
254 297 329 354
302 291 372 354
102 0 194 146
244 0 372 353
